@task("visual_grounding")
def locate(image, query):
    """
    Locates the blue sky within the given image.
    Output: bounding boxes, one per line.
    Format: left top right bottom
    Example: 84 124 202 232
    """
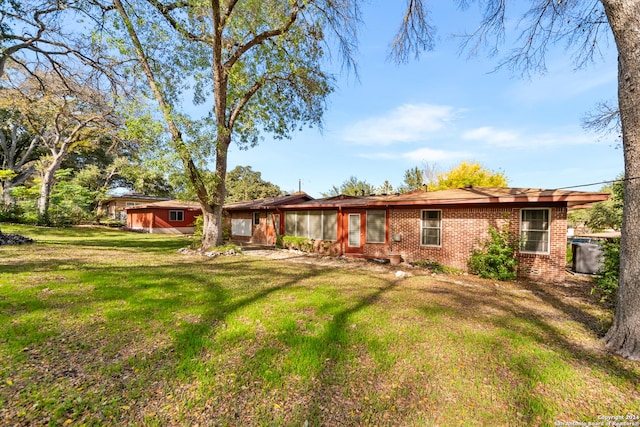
227 1 622 198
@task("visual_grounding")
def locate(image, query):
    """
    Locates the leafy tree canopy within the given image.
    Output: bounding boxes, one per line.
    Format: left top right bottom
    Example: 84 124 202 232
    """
324 176 376 197
569 176 624 232
427 161 508 191
225 166 282 203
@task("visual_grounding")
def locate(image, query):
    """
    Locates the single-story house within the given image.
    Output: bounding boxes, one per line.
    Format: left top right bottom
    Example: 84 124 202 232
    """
125 200 202 234
100 194 170 221
225 187 609 282
223 192 314 245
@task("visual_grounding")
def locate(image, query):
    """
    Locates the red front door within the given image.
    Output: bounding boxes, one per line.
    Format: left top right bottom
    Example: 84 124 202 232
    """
344 211 365 254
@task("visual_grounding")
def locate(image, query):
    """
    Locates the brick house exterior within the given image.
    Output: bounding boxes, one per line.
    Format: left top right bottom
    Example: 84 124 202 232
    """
225 187 608 282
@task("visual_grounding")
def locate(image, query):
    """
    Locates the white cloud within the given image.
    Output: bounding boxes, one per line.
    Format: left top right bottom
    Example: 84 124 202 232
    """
401 147 472 162
462 125 599 148
359 147 472 162
341 103 459 145
462 127 519 146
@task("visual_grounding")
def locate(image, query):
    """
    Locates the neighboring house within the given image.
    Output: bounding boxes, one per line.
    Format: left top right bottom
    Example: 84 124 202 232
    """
101 194 170 221
125 200 202 234
223 192 314 245
225 187 609 282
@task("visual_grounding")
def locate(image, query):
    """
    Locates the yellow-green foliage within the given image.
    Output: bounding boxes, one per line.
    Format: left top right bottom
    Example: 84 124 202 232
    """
429 161 508 190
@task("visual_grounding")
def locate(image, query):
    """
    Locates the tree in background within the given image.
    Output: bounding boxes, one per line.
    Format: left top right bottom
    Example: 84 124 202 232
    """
11 168 96 225
569 177 624 233
399 163 439 192
0 108 42 207
1 69 121 223
587 179 624 232
395 0 640 360
225 166 282 203
401 161 507 192
377 180 395 195
429 161 508 191
401 166 425 192
323 176 376 197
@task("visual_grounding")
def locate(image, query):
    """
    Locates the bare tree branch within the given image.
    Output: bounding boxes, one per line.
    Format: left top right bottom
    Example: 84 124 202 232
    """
391 0 435 63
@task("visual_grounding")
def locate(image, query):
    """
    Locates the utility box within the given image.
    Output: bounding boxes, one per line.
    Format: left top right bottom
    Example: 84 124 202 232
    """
572 242 604 274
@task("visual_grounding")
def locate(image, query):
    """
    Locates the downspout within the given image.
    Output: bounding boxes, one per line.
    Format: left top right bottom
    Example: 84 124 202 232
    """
338 205 343 256
388 205 393 255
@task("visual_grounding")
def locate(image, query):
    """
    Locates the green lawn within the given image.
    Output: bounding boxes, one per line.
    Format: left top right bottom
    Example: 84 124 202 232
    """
0 224 638 426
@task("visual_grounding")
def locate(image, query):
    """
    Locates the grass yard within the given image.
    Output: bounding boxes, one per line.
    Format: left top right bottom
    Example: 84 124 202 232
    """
0 225 639 426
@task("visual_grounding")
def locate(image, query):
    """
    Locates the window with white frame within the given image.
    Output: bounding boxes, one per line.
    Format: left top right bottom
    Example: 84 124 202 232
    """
366 210 386 243
520 209 550 253
169 210 184 222
232 218 252 236
421 210 441 246
284 211 338 241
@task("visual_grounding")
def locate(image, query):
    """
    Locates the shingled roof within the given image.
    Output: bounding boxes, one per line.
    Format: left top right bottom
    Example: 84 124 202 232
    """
223 192 314 211
277 187 610 209
124 200 202 210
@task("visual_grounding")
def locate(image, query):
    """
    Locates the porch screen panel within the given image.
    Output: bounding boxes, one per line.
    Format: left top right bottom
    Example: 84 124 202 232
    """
366 210 386 243
296 211 309 237
323 211 337 241
308 211 322 239
285 212 297 235
231 218 252 237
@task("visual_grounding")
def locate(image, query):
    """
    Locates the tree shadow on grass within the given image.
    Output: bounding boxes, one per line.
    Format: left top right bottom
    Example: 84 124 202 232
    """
1 254 337 425
416 278 640 425
2 224 192 252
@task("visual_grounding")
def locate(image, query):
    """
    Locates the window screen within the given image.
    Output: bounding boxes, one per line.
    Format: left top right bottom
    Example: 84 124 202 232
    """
366 210 386 243
323 211 337 241
520 209 550 253
421 210 441 246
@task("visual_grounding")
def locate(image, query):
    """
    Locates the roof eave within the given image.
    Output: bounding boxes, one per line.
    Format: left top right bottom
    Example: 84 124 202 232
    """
275 193 611 209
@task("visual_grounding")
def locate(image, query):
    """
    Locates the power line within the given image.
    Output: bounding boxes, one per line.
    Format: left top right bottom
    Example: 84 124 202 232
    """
556 176 637 191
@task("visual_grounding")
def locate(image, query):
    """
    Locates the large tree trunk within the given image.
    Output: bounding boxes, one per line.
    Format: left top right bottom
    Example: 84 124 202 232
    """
602 0 640 360
200 206 220 250
1 181 12 207
37 155 64 223
200 134 230 251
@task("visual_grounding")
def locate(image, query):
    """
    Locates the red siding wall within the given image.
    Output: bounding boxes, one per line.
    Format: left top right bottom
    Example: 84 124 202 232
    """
127 207 200 233
127 211 154 230
151 207 200 229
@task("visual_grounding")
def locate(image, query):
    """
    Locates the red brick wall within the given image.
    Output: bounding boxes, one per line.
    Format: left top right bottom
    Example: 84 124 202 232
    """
385 205 567 282
517 207 568 282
